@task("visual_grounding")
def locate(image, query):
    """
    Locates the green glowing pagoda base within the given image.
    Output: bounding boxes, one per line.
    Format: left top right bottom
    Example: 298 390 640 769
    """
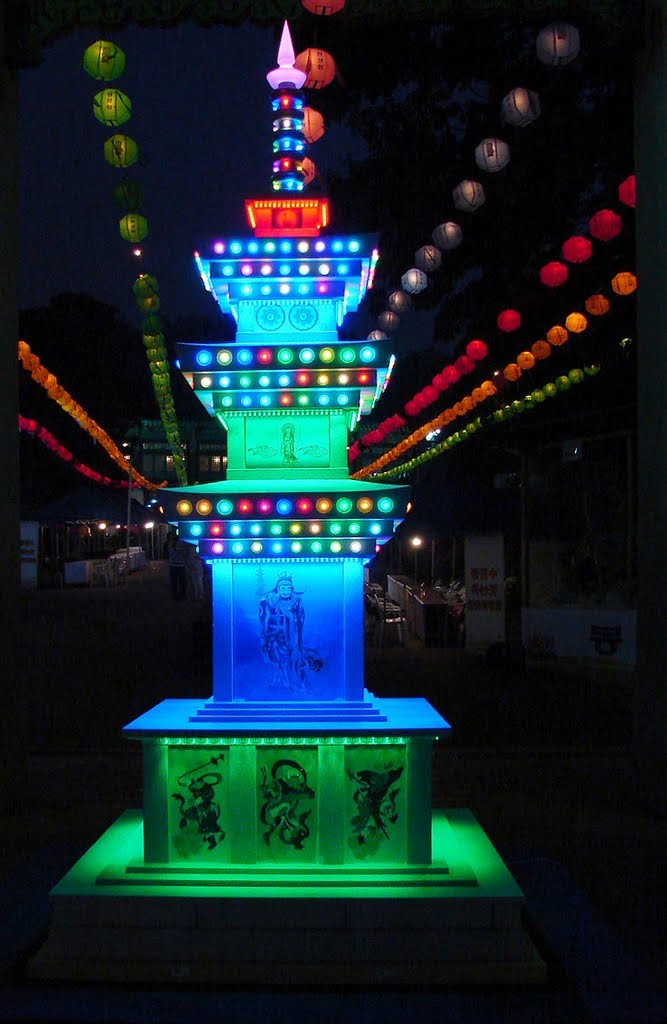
29 808 546 986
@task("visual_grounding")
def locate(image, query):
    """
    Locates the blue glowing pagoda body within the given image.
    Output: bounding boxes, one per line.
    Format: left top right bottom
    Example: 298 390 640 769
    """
31 25 544 984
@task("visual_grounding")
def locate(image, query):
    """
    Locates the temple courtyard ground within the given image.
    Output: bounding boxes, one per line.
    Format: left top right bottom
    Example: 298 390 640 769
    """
1 560 665 1022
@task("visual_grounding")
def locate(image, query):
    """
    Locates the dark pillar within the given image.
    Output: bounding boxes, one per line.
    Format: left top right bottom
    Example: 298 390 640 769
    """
634 0 667 810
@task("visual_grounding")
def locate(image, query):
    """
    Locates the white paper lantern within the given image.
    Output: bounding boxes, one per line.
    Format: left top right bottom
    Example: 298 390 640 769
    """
501 87 541 127
401 267 428 294
377 311 400 333
536 22 580 67
475 137 510 173
452 179 485 212
387 289 412 315
414 244 442 273
367 329 388 341
432 221 462 250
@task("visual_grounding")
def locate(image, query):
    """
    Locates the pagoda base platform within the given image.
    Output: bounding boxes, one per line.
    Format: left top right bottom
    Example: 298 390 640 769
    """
29 808 546 986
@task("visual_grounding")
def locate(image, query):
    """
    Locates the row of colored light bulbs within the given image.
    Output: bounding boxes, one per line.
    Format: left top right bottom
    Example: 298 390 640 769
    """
200 370 372 388
216 392 354 409
18 340 160 491
187 520 387 538
205 539 371 556
19 414 131 489
211 238 363 256
174 495 395 517
374 363 596 480
352 269 635 480
228 282 333 298
194 345 377 368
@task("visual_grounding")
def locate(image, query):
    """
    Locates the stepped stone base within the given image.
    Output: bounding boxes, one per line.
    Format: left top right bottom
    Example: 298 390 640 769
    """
29 808 546 986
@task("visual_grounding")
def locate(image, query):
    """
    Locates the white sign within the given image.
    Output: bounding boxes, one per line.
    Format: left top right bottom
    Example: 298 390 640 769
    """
464 533 505 651
20 521 39 589
522 607 636 666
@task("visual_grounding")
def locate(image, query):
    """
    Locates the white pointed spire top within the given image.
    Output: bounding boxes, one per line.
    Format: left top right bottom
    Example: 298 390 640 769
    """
266 21 306 90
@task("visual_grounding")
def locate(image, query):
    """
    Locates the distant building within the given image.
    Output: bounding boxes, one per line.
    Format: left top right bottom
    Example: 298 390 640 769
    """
124 418 227 486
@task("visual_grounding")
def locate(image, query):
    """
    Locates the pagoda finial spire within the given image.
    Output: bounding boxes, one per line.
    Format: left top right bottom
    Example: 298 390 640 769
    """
266 21 306 90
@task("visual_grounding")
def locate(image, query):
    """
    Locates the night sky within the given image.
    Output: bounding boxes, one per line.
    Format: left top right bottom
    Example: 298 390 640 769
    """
18 21 365 327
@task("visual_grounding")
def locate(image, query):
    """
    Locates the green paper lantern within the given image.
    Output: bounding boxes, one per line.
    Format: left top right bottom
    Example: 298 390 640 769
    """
511 399 525 413
136 292 160 313
568 368 584 384
104 134 139 168
544 382 558 398
113 180 144 211
93 89 132 126
119 213 148 242
142 315 164 336
584 364 601 377
83 40 125 81
531 389 546 403
555 375 571 392
133 274 159 299
143 332 165 348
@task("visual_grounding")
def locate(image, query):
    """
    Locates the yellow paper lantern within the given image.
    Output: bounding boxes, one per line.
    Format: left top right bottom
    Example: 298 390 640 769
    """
104 134 139 168
119 213 148 243
546 325 568 347
612 272 637 296
93 89 131 127
83 40 125 81
565 312 588 333
294 48 336 89
302 107 325 143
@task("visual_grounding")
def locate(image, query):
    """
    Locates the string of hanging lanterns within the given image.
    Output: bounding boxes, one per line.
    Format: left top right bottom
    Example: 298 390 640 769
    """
82 39 188 486
19 414 137 488
350 167 635 467
18 339 162 491
352 259 636 479
366 21 580 343
373 360 598 481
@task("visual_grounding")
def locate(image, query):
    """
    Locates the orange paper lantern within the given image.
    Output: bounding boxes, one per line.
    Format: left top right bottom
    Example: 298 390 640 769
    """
503 362 521 381
612 271 637 296
295 48 336 89
565 312 588 333
585 294 610 316
302 0 346 12
302 107 324 142
517 350 536 370
546 325 568 347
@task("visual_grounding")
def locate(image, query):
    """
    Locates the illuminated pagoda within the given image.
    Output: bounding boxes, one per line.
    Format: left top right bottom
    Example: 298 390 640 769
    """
31 24 543 984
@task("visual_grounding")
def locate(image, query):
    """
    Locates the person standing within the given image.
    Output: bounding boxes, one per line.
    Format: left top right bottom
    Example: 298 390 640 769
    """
167 533 187 601
186 545 205 601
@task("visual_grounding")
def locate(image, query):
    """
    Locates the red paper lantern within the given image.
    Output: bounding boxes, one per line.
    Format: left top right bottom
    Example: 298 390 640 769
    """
561 236 592 263
422 385 439 404
539 261 568 287
497 309 521 333
589 209 622 242
455 354 475 374
432 373 446 391
442 365 460 385
302 1 346 13
618 175 636 209
404 400 419 417
466 338 488 361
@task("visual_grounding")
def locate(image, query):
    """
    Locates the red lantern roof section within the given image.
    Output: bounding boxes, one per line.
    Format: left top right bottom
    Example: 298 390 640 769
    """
245 196 330 236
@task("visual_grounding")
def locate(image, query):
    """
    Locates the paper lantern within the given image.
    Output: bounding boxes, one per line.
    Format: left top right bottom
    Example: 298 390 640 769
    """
589 209 622 241
367 330 388 341
466 339 487 362
497 309 521 333
404 400 419 417
401 268 427 294
377 311 400 333
569 368 585 384
119 213 148 243
531 340 551 360
302 107 324 143
133 274 159 299
455 354 475 375
83 40 126 81
517 350 536 370
441 366 460 385
136 292 160 313
475 137 510 173
555 375 572 392
142 315 164 337
536 22 580 67
432 221 462 250
544 382 558 398
501 87 541 127
503 363 521 382
539 261 568 287
584 363 601 376
561 235 592 263
387 290 412 315
480 380 497 398
300 157 317 185
585 294 610 316
93 89 131 127
546 325 568 346
618 175 636 209
104 134 138 168
414 245 442 273
612 271 637 296
294 48 336 89
113 180 143 211
422 385 439 404
302 0 346 11
452 179 485 212
565 312 587 333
